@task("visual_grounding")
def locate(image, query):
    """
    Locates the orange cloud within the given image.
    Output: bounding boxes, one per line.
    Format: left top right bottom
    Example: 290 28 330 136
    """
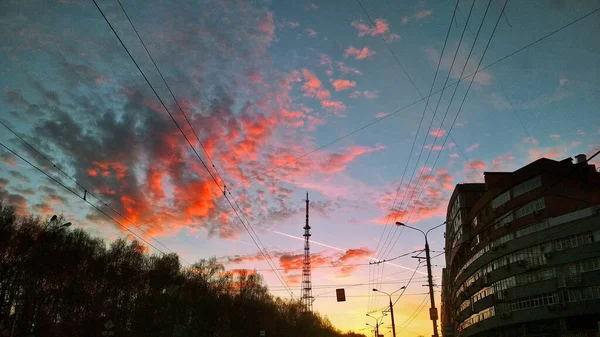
319 144 384 174
352 19 390 37
331 79 357 91
344 46 376 60
492 153 515 171
429 128 446 138
338 62 362 75
373 168 454 224
524 137 539 145
464 160 487 182
321 100 346 114
302 69 331 100
466 143 479 152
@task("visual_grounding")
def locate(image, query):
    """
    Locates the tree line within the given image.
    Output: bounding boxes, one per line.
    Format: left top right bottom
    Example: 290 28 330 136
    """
0 202 365 337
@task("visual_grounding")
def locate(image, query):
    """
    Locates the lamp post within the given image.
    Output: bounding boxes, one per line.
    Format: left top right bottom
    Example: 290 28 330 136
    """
366 312 387 337
372 286 405 337
395 221 446 337
44 215 72 231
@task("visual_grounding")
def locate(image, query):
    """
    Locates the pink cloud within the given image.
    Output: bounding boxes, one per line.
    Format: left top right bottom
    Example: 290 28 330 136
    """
524 137 539 145
388 33 401 41
550 134 561 140
351 18 390 37
492 154 515 171
350 90 378 99
321 100 347 114
320 144 384 174
376 112 388 118
424 145 444 151
414 10 433 19
306 115 325 131
466 143 479 152
464 160 487 182
402 16 409 25
363 90 378 99
373 168 453 224
559 76 569 86
344 46 376 60
304 28 318 37
285 21 300 29
319 54 332 67
301 69 331 100
449 153 459 158
429 128 446 138
338 62 362 75
331 79 357 91
258 12 275 39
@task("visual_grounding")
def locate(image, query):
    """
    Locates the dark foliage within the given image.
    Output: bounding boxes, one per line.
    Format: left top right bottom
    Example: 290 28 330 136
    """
0 203 364 337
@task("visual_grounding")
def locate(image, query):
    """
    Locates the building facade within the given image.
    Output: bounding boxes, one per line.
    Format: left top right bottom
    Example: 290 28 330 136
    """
442 155 600 337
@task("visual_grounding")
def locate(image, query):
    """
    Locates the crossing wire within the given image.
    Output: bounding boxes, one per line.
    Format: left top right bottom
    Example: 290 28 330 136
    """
0 140 166 255
367 0 462 311
383 1 600 267
248 4 600 187
0 119 189 265
380 0 492 262
91 0 294 298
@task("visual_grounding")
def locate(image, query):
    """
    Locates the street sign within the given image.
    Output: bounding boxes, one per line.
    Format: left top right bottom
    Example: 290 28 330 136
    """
259 330 266 337
336 289 346 302
429 307 438 320
102 320 115 336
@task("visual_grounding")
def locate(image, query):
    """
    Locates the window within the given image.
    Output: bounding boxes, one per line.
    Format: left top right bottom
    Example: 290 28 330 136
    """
512 175 542 197
503 293 557 312
492 191 510 209
493 212 514 230
567 286 600 302
554 232 594 251
515 198 545 219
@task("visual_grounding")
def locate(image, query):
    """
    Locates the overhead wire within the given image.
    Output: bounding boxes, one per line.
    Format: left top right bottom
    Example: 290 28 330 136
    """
378 0 481 265
91 0 294 298
433 149 600 285
455 2 532 140
368 0 462 311
0 120 189 264
0 141 166 255
403 0 508 227
385 0 506 258
248 4 600 187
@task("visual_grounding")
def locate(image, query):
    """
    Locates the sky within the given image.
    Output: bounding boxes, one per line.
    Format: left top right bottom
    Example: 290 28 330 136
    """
1 0 600 335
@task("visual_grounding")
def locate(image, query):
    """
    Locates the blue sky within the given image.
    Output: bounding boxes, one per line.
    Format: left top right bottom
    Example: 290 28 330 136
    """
1 0 599 334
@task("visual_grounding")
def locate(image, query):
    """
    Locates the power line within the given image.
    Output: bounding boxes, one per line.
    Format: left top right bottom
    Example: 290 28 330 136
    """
91 0 294 298
386 0 506 257
248 4 600 186
370 0 462 310
379 0 481 264
455 1 532 140
113 0 295 300
0 120 187 263
385 2 600 262
438 149 600 284
0 141 166 255
114 0 225 188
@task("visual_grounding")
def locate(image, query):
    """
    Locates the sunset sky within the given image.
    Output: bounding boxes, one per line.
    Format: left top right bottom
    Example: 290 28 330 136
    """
1 0 599 335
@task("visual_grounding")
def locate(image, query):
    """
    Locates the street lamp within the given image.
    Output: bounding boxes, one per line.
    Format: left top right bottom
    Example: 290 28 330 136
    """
44 214 72 231
395 221 446 337
366 312 387 337
372 286 405 337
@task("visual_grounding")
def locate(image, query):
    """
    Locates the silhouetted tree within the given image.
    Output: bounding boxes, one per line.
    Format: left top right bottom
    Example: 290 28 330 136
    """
0 202 366 337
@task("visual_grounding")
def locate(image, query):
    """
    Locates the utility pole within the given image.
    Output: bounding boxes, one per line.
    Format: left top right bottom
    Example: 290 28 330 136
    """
396 221 445 337
388 298 395 337
425 237 439 337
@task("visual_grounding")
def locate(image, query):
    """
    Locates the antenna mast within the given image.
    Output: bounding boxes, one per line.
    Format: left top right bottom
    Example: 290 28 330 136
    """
301 192 313 312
